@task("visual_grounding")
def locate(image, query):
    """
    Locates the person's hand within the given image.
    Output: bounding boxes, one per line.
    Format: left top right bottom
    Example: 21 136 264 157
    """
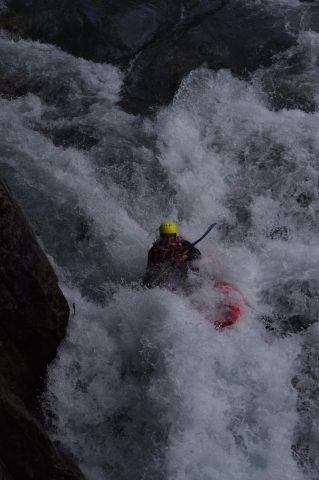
175 254 188 264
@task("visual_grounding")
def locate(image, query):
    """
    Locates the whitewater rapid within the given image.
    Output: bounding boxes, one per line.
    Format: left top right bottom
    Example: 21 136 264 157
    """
1 2 319 478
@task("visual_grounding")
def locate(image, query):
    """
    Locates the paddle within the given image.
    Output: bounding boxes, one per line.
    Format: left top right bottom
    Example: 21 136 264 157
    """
183 223 216 254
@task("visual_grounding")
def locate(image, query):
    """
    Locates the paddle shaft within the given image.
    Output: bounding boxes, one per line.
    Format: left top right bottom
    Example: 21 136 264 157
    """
183 223 216 254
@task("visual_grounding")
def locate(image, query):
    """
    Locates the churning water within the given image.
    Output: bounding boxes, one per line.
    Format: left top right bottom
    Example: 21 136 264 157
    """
1 1 319 478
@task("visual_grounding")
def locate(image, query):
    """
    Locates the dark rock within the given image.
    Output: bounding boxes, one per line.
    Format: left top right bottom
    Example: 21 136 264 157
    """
119 1 295 114
0 323 36 400
1 1 296 115
105 0 181 63
1 0 105 61
0 387 85 480
0 176 84 479
0 0 183 63
0 458 13 480
0 177 69 400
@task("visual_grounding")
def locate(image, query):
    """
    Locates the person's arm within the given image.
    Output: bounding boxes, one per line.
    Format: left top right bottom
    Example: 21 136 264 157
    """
181 240 201 261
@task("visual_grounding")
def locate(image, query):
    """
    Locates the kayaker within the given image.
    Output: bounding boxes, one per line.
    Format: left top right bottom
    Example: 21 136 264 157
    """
143 221 201 287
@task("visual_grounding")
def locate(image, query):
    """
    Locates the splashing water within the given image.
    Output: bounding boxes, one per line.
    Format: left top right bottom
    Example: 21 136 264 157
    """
1 4 319 479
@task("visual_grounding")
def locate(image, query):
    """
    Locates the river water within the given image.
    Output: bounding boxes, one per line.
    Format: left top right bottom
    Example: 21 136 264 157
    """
1 1 319 479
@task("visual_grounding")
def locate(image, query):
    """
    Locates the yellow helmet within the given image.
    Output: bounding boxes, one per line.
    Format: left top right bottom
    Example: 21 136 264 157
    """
159 221 177 235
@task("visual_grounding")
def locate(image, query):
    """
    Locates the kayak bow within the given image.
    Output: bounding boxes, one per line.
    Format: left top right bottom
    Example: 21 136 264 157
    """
205 281 243 329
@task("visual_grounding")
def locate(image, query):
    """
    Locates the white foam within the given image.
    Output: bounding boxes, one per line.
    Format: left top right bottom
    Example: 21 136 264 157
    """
0 27 318 480
46 284 302 480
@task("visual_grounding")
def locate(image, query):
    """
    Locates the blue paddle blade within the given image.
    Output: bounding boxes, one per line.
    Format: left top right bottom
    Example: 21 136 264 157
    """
184 223 217 252
206 223 217 234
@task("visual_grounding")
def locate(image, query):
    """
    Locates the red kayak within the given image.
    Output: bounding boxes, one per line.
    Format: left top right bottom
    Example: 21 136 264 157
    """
205 281 243 330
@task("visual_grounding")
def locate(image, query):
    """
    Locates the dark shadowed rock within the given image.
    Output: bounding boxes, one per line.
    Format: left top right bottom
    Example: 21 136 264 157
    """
0 458 13 480
0 177 69 399
0 177 84 479
0 0 183 62
0 323 36 400
0 388 85 480
1 0 297 115
119 1 295 114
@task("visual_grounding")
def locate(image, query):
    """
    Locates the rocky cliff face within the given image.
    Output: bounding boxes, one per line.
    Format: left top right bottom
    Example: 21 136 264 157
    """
0 177 69 399
0 177 84 480
0 0 297 114
0 458 13 480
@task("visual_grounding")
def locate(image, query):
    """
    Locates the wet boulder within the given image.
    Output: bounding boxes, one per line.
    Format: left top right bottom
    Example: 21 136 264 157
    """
0 388 85 480
0 177 84 479
1 1 296 115
0 0 183 63
0 458 13 480
0 177 69 398
120 1 295 114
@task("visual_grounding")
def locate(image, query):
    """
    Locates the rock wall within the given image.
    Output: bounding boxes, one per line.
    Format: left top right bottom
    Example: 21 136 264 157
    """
0 0 297 114
0 459 13 480
0 177 69 399
0 177 84 480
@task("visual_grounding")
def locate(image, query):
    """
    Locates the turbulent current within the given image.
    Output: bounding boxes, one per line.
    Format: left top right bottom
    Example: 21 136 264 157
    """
1 1 319 479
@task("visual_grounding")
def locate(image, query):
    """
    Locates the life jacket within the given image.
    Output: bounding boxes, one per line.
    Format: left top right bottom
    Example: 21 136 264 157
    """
149 236 185 267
